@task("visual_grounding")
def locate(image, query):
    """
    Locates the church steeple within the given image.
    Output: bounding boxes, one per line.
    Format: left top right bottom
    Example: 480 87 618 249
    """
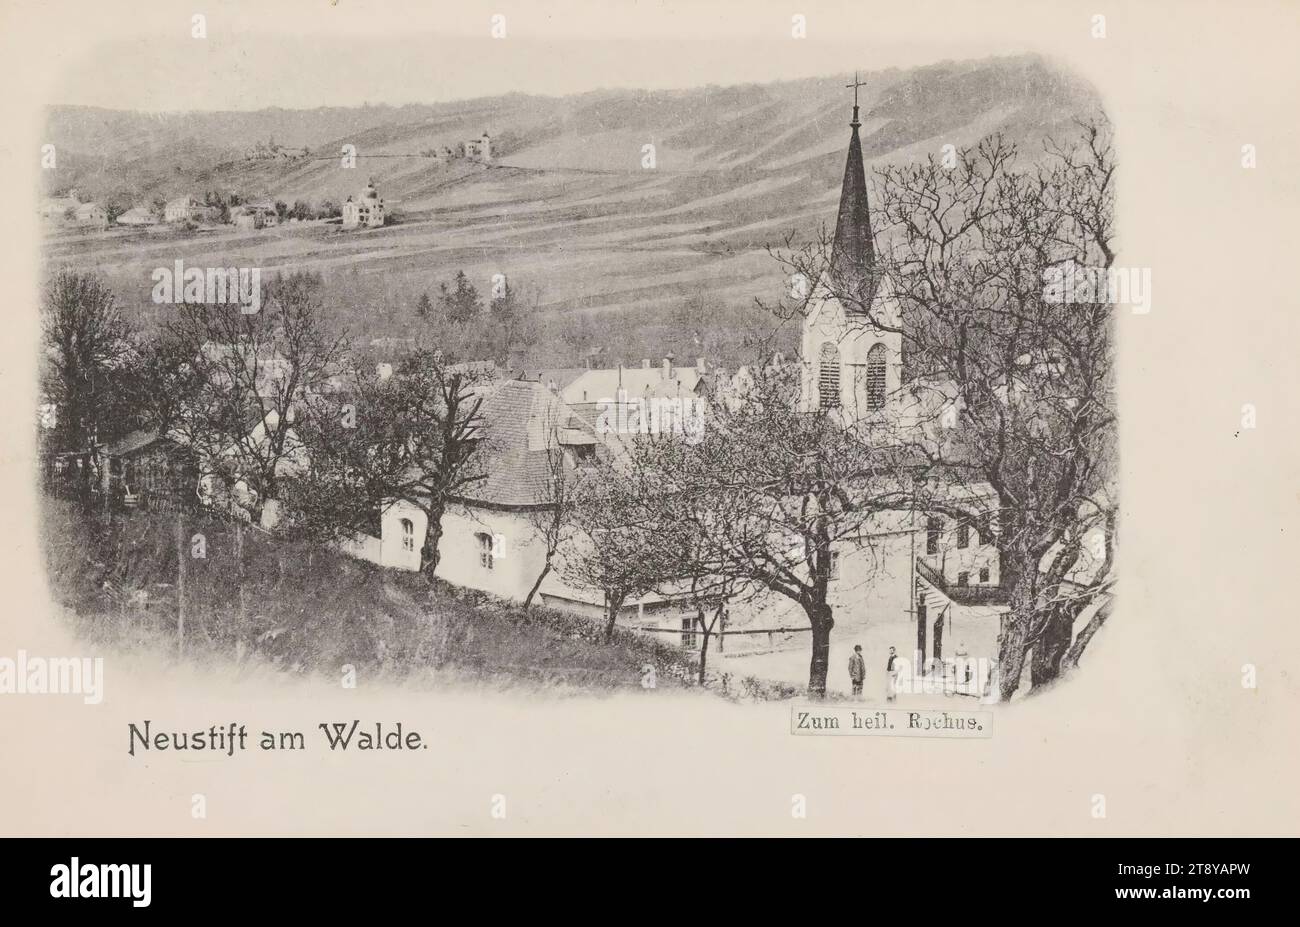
831 72 876 308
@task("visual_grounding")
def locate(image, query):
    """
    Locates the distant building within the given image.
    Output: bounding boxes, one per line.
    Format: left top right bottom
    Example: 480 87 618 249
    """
560 357 707 426
231 203 278 230
461 132 492 163
243 141 309 161
341 179 385 229
116 206 158 227
39 194 80 221
74 203 108 229
164 196 217 224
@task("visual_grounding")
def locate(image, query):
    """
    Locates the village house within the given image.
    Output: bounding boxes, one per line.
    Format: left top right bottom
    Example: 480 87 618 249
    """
73 202 108 229
460 132 492 163
346 377 681 626
164 196 218 224
559 357 707 429
341 180 385 229
116 206 159 227
39 192 81 221
99 429 197 510
231 203 278 230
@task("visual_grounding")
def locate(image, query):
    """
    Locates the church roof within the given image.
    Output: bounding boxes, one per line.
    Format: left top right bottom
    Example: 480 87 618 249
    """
830 89 879 312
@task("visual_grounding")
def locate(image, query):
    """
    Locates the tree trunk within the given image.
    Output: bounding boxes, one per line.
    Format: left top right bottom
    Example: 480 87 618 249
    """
805 601 834 699
1062 599 1112 669
1030 602 1075 689
523 558 552 610
78 450 95 519
175 511 186 656
915 595 927 670
420 501 447 582
997 608 1031 701
603 591 626 643
695 605 711 686
994 558 1037 701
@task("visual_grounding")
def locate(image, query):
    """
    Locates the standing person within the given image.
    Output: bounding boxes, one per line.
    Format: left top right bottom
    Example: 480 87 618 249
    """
885 646 899 702
848 645 866 697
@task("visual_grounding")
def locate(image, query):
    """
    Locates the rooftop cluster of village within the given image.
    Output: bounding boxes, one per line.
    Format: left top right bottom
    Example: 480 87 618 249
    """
37 132 492 235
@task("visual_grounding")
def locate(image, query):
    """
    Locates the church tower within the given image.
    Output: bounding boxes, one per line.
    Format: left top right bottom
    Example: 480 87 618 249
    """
799 74 903 423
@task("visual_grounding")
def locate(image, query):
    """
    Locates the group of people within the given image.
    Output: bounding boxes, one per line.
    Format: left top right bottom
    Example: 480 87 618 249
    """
847 644 900 700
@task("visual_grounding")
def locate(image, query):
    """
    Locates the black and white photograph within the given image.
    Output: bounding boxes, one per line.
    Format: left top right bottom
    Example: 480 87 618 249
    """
0 0 1296 872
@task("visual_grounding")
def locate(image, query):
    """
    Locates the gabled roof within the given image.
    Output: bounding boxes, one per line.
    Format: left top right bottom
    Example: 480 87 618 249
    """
455 379 596 508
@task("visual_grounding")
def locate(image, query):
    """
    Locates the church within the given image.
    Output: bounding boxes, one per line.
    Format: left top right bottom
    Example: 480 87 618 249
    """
776 82 1006 685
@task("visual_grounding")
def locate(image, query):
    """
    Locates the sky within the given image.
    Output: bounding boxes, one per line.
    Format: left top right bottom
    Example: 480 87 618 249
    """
20 0 1070 112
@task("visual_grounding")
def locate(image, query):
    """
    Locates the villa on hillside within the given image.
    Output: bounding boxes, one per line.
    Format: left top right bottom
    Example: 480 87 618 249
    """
165 196 218 224
342 180 385 229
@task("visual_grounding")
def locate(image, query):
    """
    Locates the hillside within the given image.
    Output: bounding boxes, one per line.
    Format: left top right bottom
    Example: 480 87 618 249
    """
40 55 1102 366
41 501 755 695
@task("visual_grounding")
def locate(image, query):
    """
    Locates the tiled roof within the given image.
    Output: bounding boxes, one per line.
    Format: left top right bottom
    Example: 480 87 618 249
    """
455 379 596 508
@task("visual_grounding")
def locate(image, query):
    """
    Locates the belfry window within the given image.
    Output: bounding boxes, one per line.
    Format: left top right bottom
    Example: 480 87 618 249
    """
865 343 887 411
818 342 841 409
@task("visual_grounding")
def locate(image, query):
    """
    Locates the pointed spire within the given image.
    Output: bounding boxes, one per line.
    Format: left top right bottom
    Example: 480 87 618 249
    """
831 71 876 309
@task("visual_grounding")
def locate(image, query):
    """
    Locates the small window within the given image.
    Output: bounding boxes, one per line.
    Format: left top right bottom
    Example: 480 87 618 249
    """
957 571 969 587
926 517 941 555
400 518 414 552
570 444 595 466
680 616 696 648
829 551 841 580
477 532 495 571
957 522 970 549
979 567 990 584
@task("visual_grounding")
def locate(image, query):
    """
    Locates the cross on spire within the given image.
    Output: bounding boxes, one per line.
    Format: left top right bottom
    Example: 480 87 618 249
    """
845 70 867 127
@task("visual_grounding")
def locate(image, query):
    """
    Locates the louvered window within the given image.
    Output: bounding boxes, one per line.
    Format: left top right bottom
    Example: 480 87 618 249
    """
818 343 841 409
865 343 887 411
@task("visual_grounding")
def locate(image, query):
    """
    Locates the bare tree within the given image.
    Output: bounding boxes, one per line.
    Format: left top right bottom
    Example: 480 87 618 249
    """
166 271 344 521
522 406 576 609
40 269 136 517
641 364 917 697
292 348 487 582
562 447 661 643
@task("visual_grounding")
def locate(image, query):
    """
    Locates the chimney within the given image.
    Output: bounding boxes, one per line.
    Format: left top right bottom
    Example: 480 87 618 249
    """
641 358 651 369
662 356 673 380
697 357 706 373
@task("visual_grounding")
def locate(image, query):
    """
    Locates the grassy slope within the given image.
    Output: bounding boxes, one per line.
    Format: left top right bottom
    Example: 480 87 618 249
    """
41 501 755 697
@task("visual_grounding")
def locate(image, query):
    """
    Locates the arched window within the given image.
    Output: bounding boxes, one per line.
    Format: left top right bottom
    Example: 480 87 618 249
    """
865 343 887 411
818 342 841 409
400 518 415 552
